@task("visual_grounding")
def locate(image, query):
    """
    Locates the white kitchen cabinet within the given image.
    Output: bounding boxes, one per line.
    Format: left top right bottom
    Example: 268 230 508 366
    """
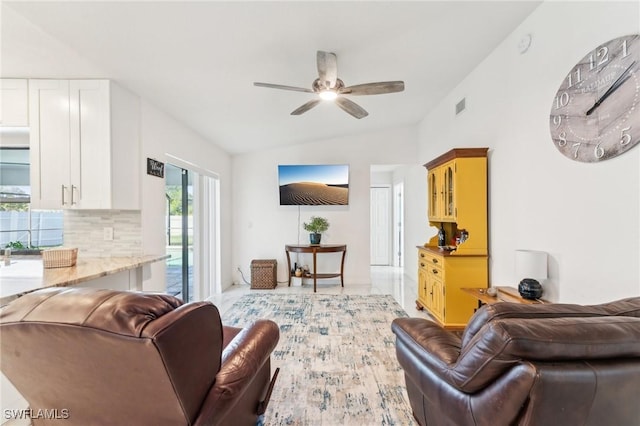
0 78 29 127
29 79 140 210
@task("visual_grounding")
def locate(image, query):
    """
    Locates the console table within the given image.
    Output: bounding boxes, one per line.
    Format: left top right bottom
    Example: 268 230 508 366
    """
285 244 347 293
461 286 549 306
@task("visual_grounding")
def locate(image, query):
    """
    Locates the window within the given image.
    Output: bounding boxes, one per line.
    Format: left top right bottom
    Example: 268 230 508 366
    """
0 147 63 249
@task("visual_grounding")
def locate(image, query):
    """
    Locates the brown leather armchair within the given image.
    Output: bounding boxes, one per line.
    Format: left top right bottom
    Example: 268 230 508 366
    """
392 297 640 426
0 287 280 425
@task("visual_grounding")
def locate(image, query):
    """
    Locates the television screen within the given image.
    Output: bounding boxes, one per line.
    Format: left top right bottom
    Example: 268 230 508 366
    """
278 164 349 205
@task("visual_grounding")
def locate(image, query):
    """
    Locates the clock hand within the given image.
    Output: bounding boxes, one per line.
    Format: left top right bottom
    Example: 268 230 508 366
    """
586 60 636 116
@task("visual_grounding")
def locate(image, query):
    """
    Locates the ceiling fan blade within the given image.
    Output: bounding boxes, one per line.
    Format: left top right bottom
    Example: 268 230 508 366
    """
335 97 368 119
254 82 314 93
291 99 321 115
340 81 405 96
317 51 338 89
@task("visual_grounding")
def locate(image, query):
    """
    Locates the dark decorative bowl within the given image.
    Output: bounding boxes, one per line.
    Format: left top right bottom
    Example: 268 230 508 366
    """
518 279 543 300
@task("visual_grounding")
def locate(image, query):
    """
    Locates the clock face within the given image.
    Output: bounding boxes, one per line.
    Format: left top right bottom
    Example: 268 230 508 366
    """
550 34 640 162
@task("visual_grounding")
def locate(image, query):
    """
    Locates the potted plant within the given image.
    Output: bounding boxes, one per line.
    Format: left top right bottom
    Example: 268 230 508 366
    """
303 216 329 245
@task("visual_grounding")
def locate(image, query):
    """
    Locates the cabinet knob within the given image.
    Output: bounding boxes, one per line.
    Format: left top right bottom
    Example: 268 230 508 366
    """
432 258 438 264
432 269 438 274
420 263 425 268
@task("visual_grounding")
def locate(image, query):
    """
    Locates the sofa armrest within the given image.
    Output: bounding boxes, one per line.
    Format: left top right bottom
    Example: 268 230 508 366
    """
391 318 462 386
454 315 640 393
394 315 640 395
195 319 280 425
392 318 461 363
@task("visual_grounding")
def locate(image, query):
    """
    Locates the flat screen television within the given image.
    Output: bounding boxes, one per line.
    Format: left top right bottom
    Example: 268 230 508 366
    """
278 164 349 205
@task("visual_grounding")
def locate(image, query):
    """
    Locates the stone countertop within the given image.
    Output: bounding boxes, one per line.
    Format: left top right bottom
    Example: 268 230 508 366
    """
0 254 169 306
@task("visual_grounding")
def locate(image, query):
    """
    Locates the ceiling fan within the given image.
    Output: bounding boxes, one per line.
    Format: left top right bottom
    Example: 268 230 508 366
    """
254 51 405 119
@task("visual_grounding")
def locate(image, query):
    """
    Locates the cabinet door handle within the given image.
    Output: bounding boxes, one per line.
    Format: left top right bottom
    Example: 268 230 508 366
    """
71 185 77 205
61 185 67 205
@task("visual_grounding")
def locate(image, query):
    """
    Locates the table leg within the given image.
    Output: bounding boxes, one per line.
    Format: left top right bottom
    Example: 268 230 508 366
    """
313 249 317 293
285 249 292 287
339 248 346 287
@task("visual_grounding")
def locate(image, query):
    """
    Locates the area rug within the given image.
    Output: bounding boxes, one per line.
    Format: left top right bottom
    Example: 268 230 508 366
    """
221 294 416 425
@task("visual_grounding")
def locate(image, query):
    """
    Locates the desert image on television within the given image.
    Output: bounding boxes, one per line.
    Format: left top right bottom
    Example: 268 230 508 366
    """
278 165 349 205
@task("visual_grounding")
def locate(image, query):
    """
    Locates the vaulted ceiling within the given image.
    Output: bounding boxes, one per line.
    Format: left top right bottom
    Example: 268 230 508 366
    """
2 1 541 154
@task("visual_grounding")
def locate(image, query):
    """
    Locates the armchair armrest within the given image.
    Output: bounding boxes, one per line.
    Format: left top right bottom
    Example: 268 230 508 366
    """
195 319 280 425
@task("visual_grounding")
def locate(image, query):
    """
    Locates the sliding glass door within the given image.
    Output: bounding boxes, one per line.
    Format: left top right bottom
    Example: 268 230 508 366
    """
165 164 193 301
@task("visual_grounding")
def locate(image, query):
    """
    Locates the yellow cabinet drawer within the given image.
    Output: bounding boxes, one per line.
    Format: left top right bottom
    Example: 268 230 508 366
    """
426 263 443 280
419 250 443 269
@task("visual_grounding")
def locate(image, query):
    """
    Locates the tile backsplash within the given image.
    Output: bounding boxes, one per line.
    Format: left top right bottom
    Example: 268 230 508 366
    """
64 210 143 257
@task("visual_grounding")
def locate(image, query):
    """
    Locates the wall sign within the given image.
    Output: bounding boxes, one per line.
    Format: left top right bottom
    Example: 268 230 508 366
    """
147 158 165 178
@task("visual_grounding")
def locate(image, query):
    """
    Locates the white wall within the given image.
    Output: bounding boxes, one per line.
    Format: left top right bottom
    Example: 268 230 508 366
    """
414 1 640 303
231 125 418 288
394 164 429 283
140 100 232 292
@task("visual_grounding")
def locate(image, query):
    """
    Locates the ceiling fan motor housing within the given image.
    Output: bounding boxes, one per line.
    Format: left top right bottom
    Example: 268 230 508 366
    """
254 50 404 119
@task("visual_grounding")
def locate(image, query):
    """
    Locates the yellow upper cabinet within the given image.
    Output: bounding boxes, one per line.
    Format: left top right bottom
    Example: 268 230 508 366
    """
424 148 488 255
427 163 455 222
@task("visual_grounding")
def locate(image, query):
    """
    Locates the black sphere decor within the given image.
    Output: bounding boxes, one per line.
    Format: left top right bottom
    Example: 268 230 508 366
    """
518 278 543 300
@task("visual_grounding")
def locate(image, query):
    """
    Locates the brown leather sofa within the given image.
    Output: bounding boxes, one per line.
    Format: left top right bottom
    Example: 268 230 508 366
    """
392 297 640 426
0 287 280 425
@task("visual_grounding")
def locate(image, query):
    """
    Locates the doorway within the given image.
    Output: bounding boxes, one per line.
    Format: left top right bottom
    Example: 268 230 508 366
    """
370 186 392 265
393 182 404 267
165 164 193 302
370 165 406 269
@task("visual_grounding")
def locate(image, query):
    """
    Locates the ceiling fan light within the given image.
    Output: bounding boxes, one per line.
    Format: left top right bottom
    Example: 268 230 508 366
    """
319 90 337 101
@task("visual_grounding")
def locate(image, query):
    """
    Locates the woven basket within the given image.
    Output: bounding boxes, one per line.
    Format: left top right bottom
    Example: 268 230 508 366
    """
43 248 78 268
251 259 277 289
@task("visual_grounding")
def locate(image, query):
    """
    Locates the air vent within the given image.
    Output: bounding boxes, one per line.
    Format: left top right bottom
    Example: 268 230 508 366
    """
455 98 466 115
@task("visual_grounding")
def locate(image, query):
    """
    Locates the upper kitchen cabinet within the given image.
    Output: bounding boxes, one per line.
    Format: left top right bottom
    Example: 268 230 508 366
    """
29 79 141 210
1 79 29 127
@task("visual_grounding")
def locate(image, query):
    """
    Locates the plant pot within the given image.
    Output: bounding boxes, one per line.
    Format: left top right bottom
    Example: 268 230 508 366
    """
309 233 321 245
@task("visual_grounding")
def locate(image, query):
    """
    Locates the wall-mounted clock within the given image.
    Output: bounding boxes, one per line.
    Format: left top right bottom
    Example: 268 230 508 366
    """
549 34 640 162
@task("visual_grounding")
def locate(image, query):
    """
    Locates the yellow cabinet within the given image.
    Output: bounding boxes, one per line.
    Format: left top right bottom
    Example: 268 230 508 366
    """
417 247 487 329
426 267 444 322
428 163 456 222
418 148 489 329
417 265 428 309
417 250 444 322
425 148 488 255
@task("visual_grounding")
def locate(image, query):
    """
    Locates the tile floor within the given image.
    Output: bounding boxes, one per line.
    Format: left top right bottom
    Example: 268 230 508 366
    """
211 265 434 321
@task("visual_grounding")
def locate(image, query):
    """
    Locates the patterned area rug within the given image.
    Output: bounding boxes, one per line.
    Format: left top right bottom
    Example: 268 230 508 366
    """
221 294 416 425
